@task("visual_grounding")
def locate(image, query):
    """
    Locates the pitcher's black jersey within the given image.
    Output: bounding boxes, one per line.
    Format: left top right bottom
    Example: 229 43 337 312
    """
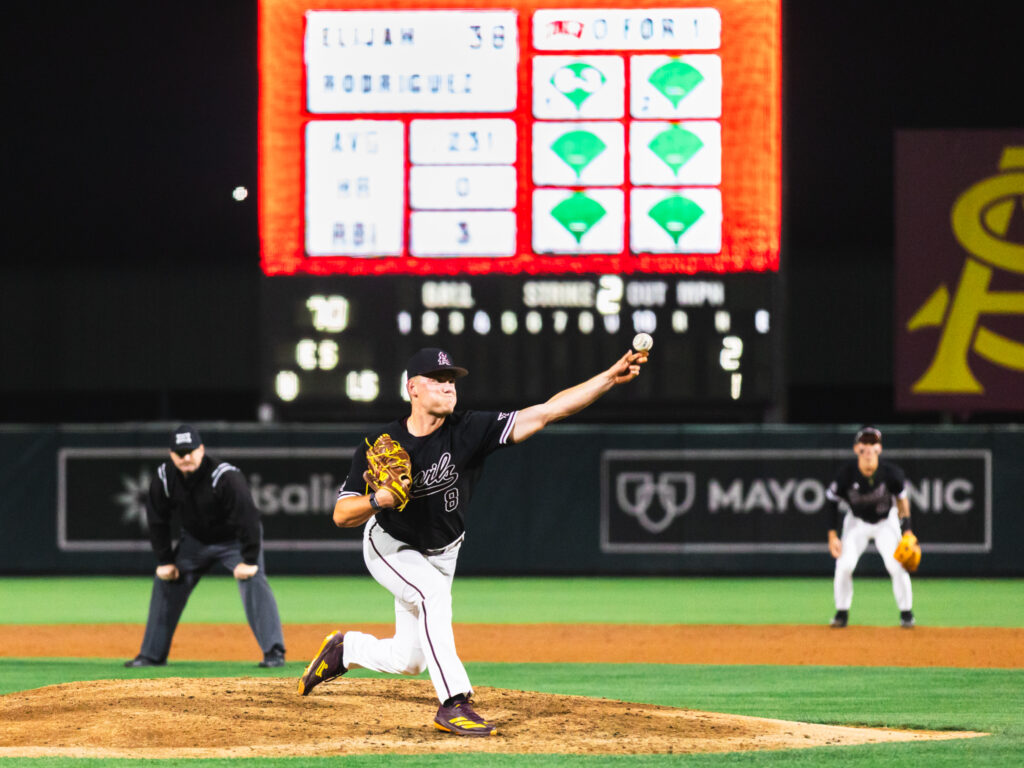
339 410 519 551
826 460 907 525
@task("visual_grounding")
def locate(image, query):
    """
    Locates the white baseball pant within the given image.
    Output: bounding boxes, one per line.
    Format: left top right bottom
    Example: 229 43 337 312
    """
834 508 913 612
342 520 471 704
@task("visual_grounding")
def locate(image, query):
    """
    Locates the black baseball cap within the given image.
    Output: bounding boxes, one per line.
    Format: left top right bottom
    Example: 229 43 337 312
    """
169 424 202 454
855 425 882 444
405 348 468 380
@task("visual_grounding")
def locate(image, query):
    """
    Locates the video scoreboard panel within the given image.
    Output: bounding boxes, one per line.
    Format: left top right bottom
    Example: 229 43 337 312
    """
257 0 780 421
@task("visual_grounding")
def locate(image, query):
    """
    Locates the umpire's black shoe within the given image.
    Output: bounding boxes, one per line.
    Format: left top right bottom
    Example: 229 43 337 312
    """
259 647 286 668
900 611 916 629
829 611 849 628
124 655 165 668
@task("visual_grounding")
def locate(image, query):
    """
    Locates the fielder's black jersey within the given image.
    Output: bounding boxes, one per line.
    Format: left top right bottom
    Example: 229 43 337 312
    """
338 410 519 551
825 460 907 526
146 454 263 565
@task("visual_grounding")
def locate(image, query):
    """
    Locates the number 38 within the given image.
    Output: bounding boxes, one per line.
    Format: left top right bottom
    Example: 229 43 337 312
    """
468 25 506 49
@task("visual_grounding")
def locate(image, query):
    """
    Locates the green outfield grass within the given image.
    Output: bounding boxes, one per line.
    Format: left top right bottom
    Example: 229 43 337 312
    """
2 576 1022 627
2 577 1022 767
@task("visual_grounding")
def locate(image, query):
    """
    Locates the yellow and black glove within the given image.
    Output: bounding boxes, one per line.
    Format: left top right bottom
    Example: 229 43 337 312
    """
363 433 412 511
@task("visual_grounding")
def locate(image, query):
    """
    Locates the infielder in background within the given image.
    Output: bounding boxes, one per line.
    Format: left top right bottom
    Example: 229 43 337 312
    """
826 425 916 629
124 424 287 668
298 345 649 736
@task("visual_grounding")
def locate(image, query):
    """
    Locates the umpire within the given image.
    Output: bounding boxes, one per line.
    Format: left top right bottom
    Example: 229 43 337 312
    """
124 425 287 668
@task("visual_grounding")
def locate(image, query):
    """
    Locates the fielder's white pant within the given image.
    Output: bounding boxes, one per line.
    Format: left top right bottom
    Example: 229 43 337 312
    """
834 510 913 612
342 520 471 704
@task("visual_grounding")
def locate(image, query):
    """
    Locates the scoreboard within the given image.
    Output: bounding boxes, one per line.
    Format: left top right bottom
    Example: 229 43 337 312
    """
258 0 781 421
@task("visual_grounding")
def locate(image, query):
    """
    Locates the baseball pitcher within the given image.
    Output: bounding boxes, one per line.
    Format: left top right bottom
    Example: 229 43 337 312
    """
297 345 649 736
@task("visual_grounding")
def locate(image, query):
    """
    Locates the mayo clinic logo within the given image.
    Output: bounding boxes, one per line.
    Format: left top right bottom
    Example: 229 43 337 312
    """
600 449 991 554
615 471 695 533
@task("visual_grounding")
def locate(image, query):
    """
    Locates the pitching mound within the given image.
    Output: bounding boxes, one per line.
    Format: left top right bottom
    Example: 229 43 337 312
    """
0 678 985 758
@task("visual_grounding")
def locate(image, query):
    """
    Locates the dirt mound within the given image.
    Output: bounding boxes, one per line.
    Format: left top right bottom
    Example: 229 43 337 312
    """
0 678 985 758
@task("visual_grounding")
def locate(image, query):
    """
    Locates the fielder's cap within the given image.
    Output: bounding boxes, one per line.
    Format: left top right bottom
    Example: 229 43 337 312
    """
855 425 882 444
405 348 468 380
169 424 202 454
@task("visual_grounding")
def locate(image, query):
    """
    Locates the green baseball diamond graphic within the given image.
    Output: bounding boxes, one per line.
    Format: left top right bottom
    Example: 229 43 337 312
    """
550 192 607 243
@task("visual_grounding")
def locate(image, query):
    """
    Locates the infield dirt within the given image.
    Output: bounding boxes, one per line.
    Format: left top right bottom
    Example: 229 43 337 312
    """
2 622 1021 667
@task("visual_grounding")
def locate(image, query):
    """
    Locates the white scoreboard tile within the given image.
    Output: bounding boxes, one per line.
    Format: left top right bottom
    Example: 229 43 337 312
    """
409 119 518 165
630 187 722 253
305 10 519 113
304 120 405 256
532 56 625 119
532 9 721 51
629 54 722 119
532 121 624 186
410 211 517 256
532 188 624 254
629 120 721 186
410 165 516 210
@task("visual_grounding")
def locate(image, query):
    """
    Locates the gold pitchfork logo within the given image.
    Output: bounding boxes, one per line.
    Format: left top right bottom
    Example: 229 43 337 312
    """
907 146 1024 393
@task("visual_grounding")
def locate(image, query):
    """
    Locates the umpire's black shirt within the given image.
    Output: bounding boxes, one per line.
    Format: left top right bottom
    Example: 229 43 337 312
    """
145 454 262 566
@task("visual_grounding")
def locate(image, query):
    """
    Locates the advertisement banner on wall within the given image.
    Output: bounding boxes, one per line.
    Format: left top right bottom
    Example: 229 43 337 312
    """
57 448 358 552
895 130 1024 411
600 449 990 554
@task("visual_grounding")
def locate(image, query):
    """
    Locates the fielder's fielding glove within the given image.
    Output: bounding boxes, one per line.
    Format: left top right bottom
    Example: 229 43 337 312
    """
363 433 412 511
893 531 922 572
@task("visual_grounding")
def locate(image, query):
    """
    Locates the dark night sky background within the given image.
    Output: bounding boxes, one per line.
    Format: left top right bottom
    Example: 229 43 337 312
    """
1 0 1021 424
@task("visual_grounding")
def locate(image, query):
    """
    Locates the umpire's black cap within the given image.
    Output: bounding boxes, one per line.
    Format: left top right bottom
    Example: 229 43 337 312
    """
170 424 203 454
405 348 468 380
855 425 882 444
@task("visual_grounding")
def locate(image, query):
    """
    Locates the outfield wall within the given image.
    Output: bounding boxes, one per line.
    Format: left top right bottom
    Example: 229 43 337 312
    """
1 424 1020 575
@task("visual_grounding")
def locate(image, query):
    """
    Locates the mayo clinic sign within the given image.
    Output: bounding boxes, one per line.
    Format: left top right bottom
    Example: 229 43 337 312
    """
600 449 991 554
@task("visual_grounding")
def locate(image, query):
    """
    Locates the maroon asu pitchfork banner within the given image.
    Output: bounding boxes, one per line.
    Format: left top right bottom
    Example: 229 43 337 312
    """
895 130 1024 412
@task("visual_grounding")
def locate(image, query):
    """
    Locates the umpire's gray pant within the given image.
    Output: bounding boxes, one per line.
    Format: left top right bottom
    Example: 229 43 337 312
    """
137 528 285 663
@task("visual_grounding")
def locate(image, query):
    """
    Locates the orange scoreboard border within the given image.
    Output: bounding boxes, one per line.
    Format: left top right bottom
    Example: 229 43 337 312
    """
258 0 780 276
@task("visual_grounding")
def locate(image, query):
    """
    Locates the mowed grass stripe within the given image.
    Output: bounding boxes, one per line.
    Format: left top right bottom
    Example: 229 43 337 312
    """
1 577 1021 627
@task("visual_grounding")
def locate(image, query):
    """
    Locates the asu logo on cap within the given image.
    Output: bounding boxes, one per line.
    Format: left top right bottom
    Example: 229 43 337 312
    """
405 348 469 380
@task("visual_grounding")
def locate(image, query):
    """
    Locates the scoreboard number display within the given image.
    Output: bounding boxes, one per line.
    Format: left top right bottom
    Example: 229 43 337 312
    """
258 0 781 421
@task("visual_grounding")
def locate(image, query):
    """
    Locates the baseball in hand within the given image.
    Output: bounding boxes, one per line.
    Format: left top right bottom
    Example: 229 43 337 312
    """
632 332 654 353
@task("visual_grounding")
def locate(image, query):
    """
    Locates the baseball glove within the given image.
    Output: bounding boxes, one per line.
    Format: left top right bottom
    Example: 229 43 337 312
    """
363 433 412 511
893 531 921 572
